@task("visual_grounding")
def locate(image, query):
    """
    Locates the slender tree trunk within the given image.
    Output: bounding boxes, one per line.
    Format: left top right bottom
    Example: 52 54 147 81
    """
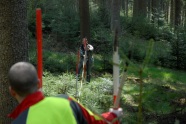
133 0 147 18
174 0 182 69
147 0 151 21
0 0 28 123
139 0 147 17
121 0 125 11
79 0 90 41
170 0 175 28
79 0 91 82
75 0 79 12
126 0 129 17
184 4 186 27
121 0 128 16
175 0 182 28
111 0 121 31
133 0 138 17
167 0 171 24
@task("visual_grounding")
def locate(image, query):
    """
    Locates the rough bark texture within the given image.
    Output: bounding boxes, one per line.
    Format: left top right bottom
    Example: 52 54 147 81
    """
0 0 28 123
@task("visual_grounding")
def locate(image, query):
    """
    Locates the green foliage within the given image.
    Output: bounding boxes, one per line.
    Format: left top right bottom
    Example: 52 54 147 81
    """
27 0 186 72
28 0 80 51
42 72 114 114
27 1 186 122
35 42 186 124
151 40 172 67
120 15 186 71
29 49 76 73
119 35 150 63
46 0 80 44
92 54 112 73
121 17 158 40
43 72 76 96
80 76 113 113
169 27 186 70
41 65 186 124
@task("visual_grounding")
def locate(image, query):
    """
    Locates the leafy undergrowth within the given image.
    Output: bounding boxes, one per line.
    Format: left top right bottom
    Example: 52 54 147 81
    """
42 68 186 124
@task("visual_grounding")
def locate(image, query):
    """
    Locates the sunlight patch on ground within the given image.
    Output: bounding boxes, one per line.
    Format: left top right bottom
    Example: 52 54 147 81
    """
162 72 173 81
124 94 138 107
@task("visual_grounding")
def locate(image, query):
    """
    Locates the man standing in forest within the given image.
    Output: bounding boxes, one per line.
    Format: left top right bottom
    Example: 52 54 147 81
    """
78 38 94 82
8 61 123 124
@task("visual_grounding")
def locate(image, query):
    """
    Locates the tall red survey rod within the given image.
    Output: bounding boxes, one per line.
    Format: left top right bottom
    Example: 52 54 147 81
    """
36 8 43 88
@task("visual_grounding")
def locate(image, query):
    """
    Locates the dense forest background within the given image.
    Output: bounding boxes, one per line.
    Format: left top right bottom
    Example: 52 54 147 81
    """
0 0 186 124
28 0 186 71
28 0 186 124
27 0 186 124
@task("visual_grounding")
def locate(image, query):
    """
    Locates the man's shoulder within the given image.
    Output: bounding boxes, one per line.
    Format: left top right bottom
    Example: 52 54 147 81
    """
12 109 29 124
55 94 69 98
44 94 71 102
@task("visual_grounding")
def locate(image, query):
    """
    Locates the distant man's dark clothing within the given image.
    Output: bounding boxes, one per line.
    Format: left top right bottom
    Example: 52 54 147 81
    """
78 44 93 82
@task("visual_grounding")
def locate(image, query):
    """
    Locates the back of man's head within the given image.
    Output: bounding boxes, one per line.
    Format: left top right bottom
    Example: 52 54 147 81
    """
8 62 39 97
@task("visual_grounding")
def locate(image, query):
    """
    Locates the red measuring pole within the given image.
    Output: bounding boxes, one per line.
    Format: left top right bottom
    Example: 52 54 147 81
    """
36 8 43 88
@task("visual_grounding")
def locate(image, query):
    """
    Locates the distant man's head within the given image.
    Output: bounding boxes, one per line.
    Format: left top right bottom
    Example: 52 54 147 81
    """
82 38 88 44
8 62 39 97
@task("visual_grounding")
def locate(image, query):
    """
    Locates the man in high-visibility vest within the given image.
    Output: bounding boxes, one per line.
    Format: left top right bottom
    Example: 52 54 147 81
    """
8 62 123 124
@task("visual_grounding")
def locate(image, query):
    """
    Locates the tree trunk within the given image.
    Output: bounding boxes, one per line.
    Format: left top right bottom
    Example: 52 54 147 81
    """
138 0 147 17
133 0 147 18
184 4 186 27
121 0 125 10
133 0 138 17
126 0 128 17
111 0 121 31
170 0 175 27
122 0 129 17
79 0 90 42
0 0 28 123
167 0 171 24
175 0 182 28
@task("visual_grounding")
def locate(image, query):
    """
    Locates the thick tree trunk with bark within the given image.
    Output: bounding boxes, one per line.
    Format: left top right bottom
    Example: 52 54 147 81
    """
0 0 28 123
